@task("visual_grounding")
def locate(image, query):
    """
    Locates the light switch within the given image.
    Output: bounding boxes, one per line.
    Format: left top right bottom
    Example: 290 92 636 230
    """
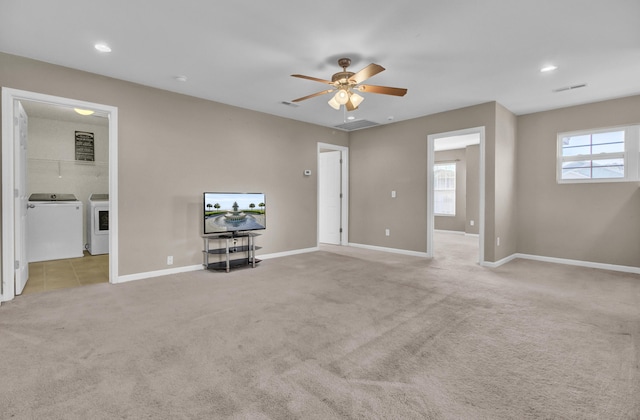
391 190 396 198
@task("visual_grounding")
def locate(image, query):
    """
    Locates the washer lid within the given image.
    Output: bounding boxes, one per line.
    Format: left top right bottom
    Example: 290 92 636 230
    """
89 193 109 201
28 193 78 201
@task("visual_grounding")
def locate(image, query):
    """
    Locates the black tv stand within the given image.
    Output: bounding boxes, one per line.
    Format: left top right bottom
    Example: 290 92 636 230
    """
202 232 261 273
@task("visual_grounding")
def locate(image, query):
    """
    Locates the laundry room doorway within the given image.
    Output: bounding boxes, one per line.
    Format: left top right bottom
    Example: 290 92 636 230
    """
1 88 119 302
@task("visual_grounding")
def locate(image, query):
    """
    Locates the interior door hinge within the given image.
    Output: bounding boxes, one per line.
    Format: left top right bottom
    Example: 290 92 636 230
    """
15 260 19 270
339 228 343 233
14 188 19 198
339 193 343 198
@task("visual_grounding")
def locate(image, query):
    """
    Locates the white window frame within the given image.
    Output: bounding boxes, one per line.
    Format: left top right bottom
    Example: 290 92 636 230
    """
557 124 640 184
434 162 456 216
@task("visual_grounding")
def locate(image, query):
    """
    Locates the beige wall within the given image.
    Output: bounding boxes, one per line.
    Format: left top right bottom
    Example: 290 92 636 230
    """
349 102 499 258
3 51 637 286
1 53 349 277
516 95 640 267
492 103 518 261
465 145 480 234
434 148 466 232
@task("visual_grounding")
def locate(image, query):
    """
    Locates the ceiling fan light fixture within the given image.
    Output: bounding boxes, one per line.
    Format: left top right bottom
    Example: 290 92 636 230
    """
292 57 407 111
335 89 349 105
349 92 364 108
328 96 341 110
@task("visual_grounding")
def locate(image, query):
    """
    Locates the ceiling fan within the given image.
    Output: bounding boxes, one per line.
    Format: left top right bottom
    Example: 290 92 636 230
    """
291 58 408 111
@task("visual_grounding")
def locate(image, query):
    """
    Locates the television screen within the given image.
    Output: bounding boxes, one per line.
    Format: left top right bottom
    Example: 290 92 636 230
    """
203 192 266 235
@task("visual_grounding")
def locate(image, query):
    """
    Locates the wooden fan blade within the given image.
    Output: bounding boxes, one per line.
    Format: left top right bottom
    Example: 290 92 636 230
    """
348 63 385 84
357 84 408 97
291 89 334 102
291 74 334 84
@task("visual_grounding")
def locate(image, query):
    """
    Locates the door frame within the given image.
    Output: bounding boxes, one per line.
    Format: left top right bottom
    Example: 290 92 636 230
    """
427 126 485 264
317 142 348 246
1 88 119 301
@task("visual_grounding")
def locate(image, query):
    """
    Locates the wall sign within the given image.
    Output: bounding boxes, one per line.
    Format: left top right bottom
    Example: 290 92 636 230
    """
75 131 95 161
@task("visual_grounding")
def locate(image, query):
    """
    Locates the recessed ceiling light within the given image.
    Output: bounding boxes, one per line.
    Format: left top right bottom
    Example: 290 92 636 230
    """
74 108 95 116
174 75 188 82
94 43 112 53
540 65 558 73
347 116 356 120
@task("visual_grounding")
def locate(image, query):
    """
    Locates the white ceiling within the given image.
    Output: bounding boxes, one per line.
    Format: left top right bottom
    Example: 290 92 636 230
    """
20 101 109 126
1 1 639 131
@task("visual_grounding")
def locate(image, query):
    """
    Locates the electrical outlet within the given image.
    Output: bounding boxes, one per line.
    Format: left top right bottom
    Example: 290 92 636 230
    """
385 229 390 236
470 220 475 226
496 237 500 247
167 256 173 265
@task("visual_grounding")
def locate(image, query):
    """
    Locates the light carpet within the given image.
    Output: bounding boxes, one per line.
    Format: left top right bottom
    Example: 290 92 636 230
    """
0 232 638 419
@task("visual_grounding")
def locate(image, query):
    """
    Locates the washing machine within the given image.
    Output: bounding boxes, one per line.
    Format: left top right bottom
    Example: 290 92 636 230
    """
27 193 84 262
88 193 109 255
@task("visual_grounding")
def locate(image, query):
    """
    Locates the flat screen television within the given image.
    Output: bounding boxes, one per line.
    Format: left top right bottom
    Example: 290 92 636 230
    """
203 192 266 235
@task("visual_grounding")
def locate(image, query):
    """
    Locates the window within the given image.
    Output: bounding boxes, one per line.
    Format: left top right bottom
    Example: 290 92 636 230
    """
557 125 639 183
434 163 456 215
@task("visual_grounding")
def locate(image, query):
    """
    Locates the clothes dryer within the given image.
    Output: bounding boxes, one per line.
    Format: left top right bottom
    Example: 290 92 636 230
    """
88 193 109 255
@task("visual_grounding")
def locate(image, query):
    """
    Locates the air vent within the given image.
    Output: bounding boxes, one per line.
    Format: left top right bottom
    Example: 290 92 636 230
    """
553 83 587 93
334 119 379 131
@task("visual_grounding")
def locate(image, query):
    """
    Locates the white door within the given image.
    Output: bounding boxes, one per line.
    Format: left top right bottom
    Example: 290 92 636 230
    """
14 101 29 294
319 150 342 244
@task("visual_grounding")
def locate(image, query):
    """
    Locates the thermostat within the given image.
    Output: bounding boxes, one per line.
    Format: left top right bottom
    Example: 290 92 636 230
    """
304 169 312 176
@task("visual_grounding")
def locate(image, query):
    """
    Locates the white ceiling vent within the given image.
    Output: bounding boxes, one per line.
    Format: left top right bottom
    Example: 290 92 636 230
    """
334 119 379 131
553 83 587 93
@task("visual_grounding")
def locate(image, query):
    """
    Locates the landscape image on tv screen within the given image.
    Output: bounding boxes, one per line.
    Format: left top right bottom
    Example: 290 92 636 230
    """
203 192 266 234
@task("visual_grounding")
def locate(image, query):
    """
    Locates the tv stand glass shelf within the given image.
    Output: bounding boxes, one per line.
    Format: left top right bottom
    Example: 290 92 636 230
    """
202 232 261 272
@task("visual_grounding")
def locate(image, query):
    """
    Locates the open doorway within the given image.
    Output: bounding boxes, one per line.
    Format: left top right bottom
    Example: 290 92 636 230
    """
1 88 119 302
317 142 349 246
427 127 485 264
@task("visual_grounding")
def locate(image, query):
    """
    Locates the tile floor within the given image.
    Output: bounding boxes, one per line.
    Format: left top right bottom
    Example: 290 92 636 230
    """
22 251 109 294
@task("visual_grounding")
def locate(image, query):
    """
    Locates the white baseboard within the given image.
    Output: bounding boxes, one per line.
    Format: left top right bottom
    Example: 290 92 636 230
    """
481 254 518 268
114 248 638 285
116 264 203 284
486 253 640 274
115 247 320 284
348 242 430 258
435 229 479 237
259 247 319 260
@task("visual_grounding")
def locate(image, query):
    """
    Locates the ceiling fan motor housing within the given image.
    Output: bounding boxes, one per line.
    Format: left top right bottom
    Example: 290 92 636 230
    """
333 58 355 84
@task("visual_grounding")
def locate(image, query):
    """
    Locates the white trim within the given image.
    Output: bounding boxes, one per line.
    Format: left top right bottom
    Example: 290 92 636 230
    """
117 247 320 283
116 264 203 284
317 142 349 246
348 242 430 258
556 124 640 183
260 247 319 260
434 229 479 238
1 88 118 302
115 248 639 285
427 127 485 263
435 229 465 235
481 254 518 268
483 252 640 274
